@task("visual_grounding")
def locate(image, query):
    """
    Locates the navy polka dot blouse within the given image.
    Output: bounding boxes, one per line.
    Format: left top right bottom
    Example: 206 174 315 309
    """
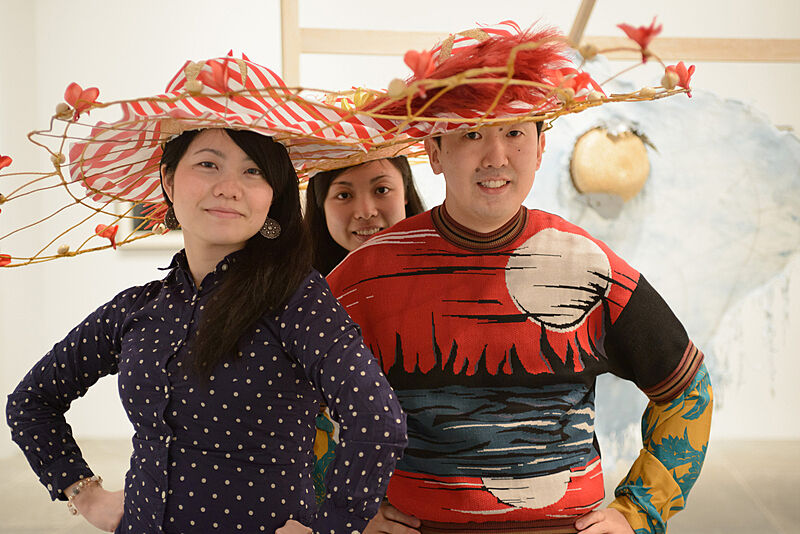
6 251 407 533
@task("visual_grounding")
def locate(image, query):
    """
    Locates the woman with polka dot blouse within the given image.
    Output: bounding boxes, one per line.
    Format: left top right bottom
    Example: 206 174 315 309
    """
6 56 407 534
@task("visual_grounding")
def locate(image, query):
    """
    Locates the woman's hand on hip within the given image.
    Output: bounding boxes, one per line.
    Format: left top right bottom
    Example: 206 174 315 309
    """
69 483 124 533
363 502 422 534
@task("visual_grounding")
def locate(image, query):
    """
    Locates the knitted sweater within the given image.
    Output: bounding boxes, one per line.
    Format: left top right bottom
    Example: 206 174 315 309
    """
327 206 711 532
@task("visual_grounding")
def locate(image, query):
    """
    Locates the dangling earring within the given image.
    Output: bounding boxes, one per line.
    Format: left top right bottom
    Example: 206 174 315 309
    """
164 206 180 230
259 217 281 239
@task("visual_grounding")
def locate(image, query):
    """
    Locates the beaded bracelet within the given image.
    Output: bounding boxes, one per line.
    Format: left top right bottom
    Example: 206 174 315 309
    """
66 475 103 516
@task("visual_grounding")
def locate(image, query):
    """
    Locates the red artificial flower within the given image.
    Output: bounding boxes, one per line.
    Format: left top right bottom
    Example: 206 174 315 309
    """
666 61 696 96
0 154 11 170
618 17 663 62
0 254 11 266
403 49 437 98
95 223 119 249
198 59 230 93
64 82 100 120
404 49 436 80
548 68 604 100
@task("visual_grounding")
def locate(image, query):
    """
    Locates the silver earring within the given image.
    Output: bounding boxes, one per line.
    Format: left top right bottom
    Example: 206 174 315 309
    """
164 206 180 230
259 217 281 239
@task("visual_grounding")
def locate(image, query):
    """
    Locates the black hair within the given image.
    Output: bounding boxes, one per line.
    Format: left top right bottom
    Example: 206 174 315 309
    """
304 156 425 276
161 129 312 380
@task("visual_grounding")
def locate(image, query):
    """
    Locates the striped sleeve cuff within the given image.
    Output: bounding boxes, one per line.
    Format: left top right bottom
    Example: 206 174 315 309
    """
642 341 704 403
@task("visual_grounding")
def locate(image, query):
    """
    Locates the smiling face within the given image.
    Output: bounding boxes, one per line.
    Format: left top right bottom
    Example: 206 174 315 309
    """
161 128 274 259
425 123 545 233
322 159 408 251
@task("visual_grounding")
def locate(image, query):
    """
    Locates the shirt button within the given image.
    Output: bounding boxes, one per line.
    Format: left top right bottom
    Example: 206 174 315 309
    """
221 264 228 271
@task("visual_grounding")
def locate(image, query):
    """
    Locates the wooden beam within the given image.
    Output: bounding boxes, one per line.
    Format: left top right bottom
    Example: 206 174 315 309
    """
585 36 800 63
298 27 800 64
280 0 301 86
300 28 448 56
568 0 596 46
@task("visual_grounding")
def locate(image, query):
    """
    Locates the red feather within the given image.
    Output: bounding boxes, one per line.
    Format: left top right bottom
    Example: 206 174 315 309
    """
368 26 571 118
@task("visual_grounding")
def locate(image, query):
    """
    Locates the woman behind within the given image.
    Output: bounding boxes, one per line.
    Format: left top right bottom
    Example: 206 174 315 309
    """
303 157 423 507
304 156 424 275
6 56 406 534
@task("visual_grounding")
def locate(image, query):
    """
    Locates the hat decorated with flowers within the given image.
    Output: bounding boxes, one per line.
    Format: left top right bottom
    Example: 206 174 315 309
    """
0 20 695 266
328 20 694 141
67 52 395 206
0 52 397 266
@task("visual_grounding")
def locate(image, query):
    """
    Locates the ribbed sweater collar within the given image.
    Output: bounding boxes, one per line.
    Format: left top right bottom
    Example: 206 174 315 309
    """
431 203 527 251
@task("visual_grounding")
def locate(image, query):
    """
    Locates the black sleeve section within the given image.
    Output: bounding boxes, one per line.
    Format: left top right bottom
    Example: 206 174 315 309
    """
603 274 691 391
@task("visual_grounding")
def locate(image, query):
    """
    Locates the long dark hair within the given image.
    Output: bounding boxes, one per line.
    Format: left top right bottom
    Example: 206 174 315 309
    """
161 128 312 379
304 156 425 275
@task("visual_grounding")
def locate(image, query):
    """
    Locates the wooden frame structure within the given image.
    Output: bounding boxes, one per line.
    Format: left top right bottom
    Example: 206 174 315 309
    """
280 0 800 86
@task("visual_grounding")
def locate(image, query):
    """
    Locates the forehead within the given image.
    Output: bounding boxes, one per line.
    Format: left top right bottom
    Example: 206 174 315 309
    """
189 128 230 145
186 129 251 158
330 159 402 186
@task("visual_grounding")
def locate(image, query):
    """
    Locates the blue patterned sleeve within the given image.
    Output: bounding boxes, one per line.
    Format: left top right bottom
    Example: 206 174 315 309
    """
609 363 713 533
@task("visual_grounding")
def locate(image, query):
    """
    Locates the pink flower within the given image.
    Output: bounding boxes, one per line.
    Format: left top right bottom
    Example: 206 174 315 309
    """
404 49 436 80
197 59 230 93
548 68 604 101
401 49 437 98
95 224 119 249
64 83 100 120
618 17 663 62
666 61 696 96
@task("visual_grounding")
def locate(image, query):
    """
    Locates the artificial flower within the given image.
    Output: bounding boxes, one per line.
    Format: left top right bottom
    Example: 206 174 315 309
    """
548 68 604 102
618 17 663 62
64 83 100 121
404 49 436 80
666 61 696 96
198 59 229 94
95 223 119 249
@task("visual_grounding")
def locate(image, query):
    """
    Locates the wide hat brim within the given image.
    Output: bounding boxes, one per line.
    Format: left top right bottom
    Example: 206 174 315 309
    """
66 54 400 205
344 21 690 140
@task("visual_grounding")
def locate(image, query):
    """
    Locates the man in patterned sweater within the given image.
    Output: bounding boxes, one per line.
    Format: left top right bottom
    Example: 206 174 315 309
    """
327 24 712 534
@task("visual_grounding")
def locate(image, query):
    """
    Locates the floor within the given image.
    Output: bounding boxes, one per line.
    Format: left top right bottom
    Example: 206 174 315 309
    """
0 439 797 533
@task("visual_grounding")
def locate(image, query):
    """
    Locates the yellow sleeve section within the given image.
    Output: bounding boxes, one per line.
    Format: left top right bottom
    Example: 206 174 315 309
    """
610 363 713 533
608 449 684 531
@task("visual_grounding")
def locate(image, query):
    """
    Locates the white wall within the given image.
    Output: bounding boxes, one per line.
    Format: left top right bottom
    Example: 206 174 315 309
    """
0 0 284 457
1 0 798 463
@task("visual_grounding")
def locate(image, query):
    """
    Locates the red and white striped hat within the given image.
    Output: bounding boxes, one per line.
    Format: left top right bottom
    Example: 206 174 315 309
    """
67 52 394 206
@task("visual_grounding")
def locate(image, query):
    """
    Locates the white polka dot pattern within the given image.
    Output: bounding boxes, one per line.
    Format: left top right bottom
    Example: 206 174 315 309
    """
6 251 407 533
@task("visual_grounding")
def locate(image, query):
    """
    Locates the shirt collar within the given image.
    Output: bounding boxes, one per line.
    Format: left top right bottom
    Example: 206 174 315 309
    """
159 248 245 288
431 204 528 251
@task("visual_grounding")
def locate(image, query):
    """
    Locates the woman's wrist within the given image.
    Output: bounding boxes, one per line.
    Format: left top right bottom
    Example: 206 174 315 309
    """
65 475 103 515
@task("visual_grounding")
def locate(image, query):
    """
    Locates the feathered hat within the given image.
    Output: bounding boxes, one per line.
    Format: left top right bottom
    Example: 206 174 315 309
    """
331 20 693 141
0 21 695 266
